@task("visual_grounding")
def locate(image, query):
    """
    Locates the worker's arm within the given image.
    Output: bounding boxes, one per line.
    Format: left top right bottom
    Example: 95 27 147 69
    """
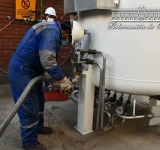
38 28 65 81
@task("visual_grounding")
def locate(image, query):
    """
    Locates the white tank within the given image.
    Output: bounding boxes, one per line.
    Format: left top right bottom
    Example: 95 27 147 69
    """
79 0 160 95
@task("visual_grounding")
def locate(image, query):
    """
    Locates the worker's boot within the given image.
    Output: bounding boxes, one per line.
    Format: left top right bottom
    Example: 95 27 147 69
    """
37 127 53 135
22 142 47 150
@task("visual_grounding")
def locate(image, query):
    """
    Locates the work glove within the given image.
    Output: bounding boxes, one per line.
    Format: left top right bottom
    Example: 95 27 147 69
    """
72 75 80 84
43 71 50 76
42 71 53 83
58 77 72 94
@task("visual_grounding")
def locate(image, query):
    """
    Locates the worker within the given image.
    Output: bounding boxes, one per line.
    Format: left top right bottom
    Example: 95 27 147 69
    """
8 7 72 150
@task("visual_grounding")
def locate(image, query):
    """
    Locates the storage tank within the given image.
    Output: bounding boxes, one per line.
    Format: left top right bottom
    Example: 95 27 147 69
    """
65 0 160 96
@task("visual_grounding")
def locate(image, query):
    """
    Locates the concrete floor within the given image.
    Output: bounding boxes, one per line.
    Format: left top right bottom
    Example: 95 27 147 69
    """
0 84 160 150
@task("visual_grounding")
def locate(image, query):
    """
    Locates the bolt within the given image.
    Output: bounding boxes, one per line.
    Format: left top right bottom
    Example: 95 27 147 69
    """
7 16 11 20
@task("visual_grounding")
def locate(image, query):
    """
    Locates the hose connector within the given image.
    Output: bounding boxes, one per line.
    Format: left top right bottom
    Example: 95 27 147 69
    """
88 49 97 54
85 59 94 65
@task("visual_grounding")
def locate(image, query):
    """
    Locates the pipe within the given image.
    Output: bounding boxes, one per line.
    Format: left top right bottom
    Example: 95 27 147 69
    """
70 90 79 104
93 62 103 131
133 99 136 116
68 96 78 105
93 61 112 131
112 118 125 128
111 114 146 125
0 76 43 138
102 111 112 131
72 50 107 131
76 50 108 131
111 113 160 127
96 51 107 130
96 52 106 85
84 51 108 131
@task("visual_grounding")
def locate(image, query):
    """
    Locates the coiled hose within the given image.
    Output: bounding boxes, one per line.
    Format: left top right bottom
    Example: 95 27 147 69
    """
0 76 43 138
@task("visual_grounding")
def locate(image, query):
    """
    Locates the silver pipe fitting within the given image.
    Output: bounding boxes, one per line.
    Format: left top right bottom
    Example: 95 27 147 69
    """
96 51 107 130
110 112 160 127
133 99 136 116
93 51 112 131
93 62 103 131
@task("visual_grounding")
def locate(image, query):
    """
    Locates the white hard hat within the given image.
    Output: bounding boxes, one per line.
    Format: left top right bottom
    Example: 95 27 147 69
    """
45 7 56 16
71 20 84 44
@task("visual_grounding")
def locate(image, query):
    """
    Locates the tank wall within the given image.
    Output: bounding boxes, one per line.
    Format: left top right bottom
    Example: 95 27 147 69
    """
79 0 160 95
118 0 160 8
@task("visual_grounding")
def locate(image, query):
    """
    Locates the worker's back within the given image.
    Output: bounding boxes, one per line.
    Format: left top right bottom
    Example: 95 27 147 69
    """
10 21 61 74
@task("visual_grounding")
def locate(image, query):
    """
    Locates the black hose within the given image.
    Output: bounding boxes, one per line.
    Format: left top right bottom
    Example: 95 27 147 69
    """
0 76 43 138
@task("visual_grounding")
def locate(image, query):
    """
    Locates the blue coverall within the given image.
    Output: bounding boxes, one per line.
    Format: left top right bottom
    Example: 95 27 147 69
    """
8 21 65 146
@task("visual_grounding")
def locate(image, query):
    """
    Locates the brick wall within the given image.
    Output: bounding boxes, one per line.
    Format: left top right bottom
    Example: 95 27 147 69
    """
0 0 71 74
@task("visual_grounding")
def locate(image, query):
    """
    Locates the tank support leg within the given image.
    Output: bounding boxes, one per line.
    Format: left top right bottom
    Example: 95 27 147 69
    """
74 65 95 135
